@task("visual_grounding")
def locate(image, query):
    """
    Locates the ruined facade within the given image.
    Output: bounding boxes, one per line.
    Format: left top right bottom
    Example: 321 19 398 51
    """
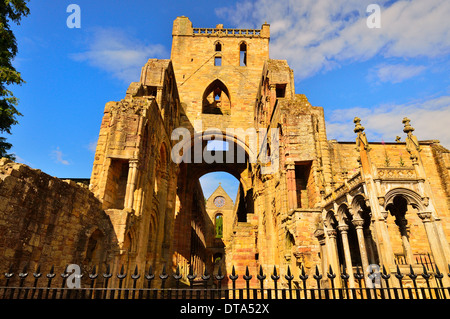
1 16 449 290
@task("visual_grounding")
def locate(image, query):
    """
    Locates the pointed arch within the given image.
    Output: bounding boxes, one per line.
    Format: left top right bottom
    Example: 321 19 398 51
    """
202 79 231 115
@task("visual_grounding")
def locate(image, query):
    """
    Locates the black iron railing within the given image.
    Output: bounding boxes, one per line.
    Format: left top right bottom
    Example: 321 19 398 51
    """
1 263 449 300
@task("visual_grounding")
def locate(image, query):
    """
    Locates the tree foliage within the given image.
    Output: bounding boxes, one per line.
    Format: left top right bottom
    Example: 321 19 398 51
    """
0 0 30 159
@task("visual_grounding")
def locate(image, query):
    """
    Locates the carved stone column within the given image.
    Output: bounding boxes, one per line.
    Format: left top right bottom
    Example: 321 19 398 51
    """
286 163 297 210
337 224 355 288
395 217 413 265
124 159 139 211
363 228 377 265
352 218 371 287
418 211 450 285
433 217 450 265
314 229 327 276
326 229 341 288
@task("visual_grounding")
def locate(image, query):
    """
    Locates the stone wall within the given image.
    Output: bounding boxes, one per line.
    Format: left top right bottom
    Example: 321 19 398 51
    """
0 159 118 279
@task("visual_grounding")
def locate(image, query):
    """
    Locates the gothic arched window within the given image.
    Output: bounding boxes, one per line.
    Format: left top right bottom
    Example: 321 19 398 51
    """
202 79 231 115
215 214 223 238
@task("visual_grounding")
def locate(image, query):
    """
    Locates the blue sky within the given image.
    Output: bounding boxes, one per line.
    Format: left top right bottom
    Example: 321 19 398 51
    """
7 0 450 200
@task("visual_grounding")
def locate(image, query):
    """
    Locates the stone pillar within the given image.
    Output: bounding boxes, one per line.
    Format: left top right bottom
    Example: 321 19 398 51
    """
326 229 341 288
286 164 297 210
363 228 377 265
314 229 327 276
395 217 414 265
418 212 450 286
352 218 371 287
337 224 355 288
124 159 139 210
377 211 397 273
433 217 450 266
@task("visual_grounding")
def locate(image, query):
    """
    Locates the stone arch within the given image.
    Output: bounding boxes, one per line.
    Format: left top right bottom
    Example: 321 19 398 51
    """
337 203 350 224
202 79 232 114
384 187 426 213
351 194 369 219
83 228 106 267
383 188 430 265
214 40 223 52
325 210 338 229
174 129 255 193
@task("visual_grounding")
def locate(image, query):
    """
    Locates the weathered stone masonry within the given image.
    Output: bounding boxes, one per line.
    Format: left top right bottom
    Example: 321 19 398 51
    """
0 16 449 290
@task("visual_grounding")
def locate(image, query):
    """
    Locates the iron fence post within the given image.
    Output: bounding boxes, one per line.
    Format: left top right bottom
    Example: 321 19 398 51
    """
394 265 404 299
299 265 308 299
202 266 211 299
271 266 279 299
89 265 98 299
215 265 224 297
381 265 391 299
327 265 336 299
229 266 238 299
243 266 252 299
117 265 127 299
285 266 294 299
257 266 266 299
102 264 112 299
131 265 140 299
313 265 322 299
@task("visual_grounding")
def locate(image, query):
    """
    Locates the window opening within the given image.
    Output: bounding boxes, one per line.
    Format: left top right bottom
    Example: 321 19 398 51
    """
276 84 286 98
215 214 223 238
239 42 247 66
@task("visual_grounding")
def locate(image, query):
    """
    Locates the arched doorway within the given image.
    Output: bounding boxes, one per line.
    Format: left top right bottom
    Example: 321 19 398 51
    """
172 130 255 286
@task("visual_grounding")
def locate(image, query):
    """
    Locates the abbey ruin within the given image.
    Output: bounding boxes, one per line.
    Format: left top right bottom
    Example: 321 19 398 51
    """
0 16 449 290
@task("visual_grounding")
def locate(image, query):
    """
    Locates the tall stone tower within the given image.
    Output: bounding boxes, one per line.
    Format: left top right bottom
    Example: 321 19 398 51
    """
170 16 270 130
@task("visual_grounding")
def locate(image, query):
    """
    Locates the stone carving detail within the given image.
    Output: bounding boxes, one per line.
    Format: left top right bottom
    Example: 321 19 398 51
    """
377 167 416 179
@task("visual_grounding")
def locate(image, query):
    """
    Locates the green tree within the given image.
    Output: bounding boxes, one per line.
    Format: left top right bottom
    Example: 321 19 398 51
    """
0 0 30 160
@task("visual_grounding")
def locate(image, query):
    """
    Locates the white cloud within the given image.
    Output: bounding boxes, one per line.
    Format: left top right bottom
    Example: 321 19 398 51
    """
51 147 70 165
368 63 426 84
325 95 450 148
216 0 450 79
71 27 168 83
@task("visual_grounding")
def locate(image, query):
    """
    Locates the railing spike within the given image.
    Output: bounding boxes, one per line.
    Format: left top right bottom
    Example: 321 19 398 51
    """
34 264 41 277
131 265 140 280
285 265 294 281
202 266 210 281
215 265 224 281
286 265 292 277
229 265 238 280
145 265 154 279
103 264 112 279
243 266 252 281
314 265 322 279
408 264 417 279
117 264 127 280
395 265 403 279
328 264 335 278
381 265 390 280
257 265 266 281
160 264 169 280
89 265 98 280
299 264 308 280
46 265 56 280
